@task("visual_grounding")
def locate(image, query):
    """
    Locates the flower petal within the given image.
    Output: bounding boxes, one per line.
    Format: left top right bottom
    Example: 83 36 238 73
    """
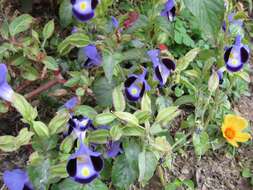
227 139 239 147
224 114 248 131
234 132 251 142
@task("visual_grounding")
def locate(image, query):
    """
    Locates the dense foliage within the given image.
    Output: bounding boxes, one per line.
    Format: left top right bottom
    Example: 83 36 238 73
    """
0 0 252 189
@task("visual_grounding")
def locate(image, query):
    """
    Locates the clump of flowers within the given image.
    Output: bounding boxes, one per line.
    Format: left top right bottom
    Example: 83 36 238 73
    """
221 115 251 147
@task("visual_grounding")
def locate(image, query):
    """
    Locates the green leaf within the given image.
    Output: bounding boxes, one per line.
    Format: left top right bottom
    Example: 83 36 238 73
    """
12 93 37 122
102 52 123 83
138 150 158 184
74 105 98 119
183 0 225 42
94 113 116 125
124 139 141 171
58 33 89 55
0 136 17 152
112 155 138 190
176 48 200 72
122 126 145 137
83 179 108 190
0 128 34 152
192 131 209 156
87 130 110 144
9 14 33 36
141 93 151 113
155 106 180 126
43 19 54 40
60 136 74 153
42 56 59 70
28 159 51 190
242 168 251 178
208 71 219 92
59 0 73 27
165 179 182 190
16 128 34 146
112 85 126 112
48 111 70 135
0 20 9 39
31 121 50 138
114 112 139 127
92 77 115 107
51 178 82 190
110 124 123 141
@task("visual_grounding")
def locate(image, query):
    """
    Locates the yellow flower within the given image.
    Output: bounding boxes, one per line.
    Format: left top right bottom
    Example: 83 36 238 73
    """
221 114 251 147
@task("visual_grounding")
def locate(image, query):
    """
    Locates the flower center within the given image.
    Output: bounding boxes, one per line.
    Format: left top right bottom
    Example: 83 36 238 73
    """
224 128 235 140
131 87 138 95
80 2 87 11
231 59 238 65
82 167 90 177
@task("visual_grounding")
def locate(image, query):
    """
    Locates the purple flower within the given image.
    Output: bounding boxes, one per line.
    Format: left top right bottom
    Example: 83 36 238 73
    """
71 26 79 34
106 141 122 158
222 13 243 32
3 169 33 190
224 35 250 72
0 64 14 102
147 49 176 86
64 97 79 110
66 142 103 184
82 45 102 68
124 68 151 101
71 0 99 22
161 0 176 22
111 16 119 29
66 115 94 140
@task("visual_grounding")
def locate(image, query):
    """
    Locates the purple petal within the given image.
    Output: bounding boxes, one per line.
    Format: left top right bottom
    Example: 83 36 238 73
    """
3 169 33 190
0 64 8 85
147 49 160 67
0 82 14 102
111 16 119 28
82 45 102 67
106 141 122 158
64 97 78 109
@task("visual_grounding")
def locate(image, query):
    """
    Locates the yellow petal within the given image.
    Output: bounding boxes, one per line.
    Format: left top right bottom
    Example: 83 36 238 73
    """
227 139 239 147
234 132 251 143
224 114 248 131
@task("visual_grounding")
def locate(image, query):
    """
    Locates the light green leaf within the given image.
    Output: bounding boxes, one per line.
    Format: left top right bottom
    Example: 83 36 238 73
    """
74 105 98 119
43 19 54 40
58 33 89 55
94 112 116 125
155 106 180 126
193 131 209 156
110 124 123 141
60 136 74 153
9 14 33 36
87 130 110 144
49 111 70 135
114 111 139 127
112 85 126 112
31 121 50 138
138 150 158 184
42 56 59 70
208 71 219 92
176 48 200 72
141 93 151 113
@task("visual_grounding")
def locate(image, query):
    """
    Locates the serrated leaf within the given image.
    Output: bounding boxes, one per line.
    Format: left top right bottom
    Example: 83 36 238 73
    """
183 0 225 42
9 14 33 36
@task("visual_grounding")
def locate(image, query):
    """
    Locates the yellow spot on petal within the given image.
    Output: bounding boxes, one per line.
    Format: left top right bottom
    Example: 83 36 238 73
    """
82 167 90 177
231 59 237 65
80 2 87 11
229 53 234 59
131 88 138 95
80 120 88 126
